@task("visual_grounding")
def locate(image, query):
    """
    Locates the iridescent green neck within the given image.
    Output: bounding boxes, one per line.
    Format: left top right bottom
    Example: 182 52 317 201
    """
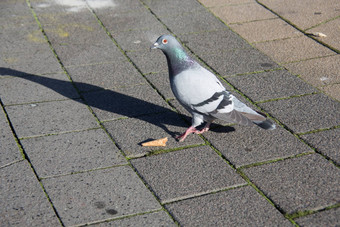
174 47 187 60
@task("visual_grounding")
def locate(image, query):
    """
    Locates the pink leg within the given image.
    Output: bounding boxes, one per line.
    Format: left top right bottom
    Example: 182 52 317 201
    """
176 126 198 142
195 122 212 134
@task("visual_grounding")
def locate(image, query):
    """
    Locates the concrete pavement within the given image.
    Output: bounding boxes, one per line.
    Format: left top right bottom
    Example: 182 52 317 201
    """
1 0 339 226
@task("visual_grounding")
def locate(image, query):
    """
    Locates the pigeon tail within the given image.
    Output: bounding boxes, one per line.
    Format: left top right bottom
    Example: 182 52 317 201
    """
254 119 276 130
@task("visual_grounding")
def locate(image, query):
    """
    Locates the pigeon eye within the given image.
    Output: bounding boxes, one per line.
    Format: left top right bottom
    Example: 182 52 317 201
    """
162 39 168 44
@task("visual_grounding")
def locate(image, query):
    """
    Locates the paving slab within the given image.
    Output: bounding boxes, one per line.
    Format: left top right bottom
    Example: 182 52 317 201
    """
52 39 125 67
65 60 144 92
0 1 35 28
295 207 340 227
143 0 204 17
243 154 340 214
95 8 162 32
43 22 108 46
210 2 277 24
254 36 335 63
0 69 79 105
226 69 317 102
103 111 204 158
144 71 174 100
229 18 302 43
198 0 253 7
178 29 250 56
258 0 340 30
258 93 340 133
0 24 48 53
0 45 63 75
203 124 312 168
307 18 340 52
20 129 127 178
165 186 291 226
0 160 60 226
42 165 161 226
83 84 170 122
93 211 176 226
0 108 22 168
127 50 168 74
131 146 246 203
6 99 98 138
321 83 340 101
202 47 279 76
283 54 340 87
301 128 340 164
112 26 169 52
160 9 226 35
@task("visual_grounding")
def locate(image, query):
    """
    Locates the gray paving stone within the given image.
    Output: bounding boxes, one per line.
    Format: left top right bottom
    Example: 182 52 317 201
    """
160 9 226 34
2 3 31 17
301 128 340 164
165 186 291 226
202 47 279 76
243 154 340 214
226 70 317 102
0 69 79 105
52 40 124 67
0 24 48 53
131 146 246 203
0 161 60 226
0 45 63 75
258 94 340 133
94 211 176 226
179 29 250 56
144 71 174 100
43 22 109 46
96 8 161 32
113 26 169 52
21 129 127 178
83 84 170 122
0 108 22 168
6 99 98 138
144 0 204 17
295 207 340 227
65 60 144 92
204 124 312 168
42 166 161 226
103 111 204 158
127 50 168 74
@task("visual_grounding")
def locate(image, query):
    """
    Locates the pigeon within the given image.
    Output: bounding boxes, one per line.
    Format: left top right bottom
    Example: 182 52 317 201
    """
151 34 275 141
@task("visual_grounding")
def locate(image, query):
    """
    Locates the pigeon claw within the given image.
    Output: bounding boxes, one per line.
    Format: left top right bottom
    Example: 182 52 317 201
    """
176 126 199 142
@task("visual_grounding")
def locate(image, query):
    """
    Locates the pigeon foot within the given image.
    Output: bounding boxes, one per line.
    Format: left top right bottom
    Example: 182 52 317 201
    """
176 126 198 142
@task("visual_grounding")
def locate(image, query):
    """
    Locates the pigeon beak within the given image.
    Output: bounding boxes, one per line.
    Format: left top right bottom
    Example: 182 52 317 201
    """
150 42 159 50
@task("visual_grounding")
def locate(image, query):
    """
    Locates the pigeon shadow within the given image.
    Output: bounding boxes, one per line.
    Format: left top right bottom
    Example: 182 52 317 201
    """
0 67 235 137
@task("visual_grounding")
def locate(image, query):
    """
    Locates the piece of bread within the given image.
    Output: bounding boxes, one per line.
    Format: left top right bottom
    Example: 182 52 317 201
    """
141 137 168 147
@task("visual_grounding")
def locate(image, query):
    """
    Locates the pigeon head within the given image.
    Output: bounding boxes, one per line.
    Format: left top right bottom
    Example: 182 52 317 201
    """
151 35 197 76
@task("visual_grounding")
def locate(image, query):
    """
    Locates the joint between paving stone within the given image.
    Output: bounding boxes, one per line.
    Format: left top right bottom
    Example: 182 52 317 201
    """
304 14 340 32
254 92 320 104
39 163 130 181
161 183 249 205
287 202 340 220
237 151 316 170
69 208 165 227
